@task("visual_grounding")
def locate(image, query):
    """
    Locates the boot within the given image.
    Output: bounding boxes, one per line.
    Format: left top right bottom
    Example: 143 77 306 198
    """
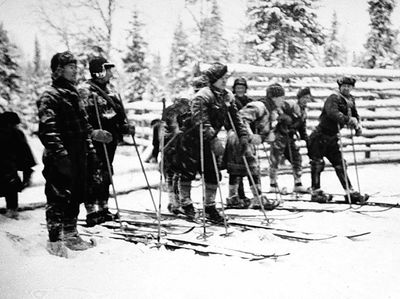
86 212 103 227
182 203 196 219
99 208 118 222
269 184 288 195
167 203 181 215
64 232 95 251
46 240 69 258
249 195 279 210
293 183 311 194
347 191 369 204
311 189 333 203
226 195 250 209
205 205 224 224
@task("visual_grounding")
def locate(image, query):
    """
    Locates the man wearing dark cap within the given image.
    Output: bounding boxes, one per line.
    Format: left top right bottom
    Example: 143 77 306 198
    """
308 76 367 203
37 51 112 257
79 56 135 226
232 77 253 110
174 62 249 223
268 86 312 194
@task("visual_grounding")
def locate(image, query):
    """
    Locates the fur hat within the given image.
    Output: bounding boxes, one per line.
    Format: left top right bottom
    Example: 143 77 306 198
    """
297 87 312 99
203 62 228 84
0 111 21 127
232 77 248 91
192 75 209 91
337 76 356 87
266 83 285 99
50 51 77 73
89 56 115 77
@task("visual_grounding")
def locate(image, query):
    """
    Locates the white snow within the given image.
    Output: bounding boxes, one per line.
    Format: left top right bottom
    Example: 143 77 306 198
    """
1 136 400 299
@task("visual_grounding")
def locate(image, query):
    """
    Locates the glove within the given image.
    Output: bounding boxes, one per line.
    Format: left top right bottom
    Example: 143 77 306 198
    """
210 138 225 156
355 126 362 136
204 127 216 140
121 124 136 136
239 135 250 156
57 156 72 177
249 134 262 145
347 117 359 129
91 129 113 143
266 131 276 143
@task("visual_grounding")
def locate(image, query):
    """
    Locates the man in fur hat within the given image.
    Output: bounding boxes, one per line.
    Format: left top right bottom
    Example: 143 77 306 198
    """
308 76 367 203
174 63 249 223
37 51 112 257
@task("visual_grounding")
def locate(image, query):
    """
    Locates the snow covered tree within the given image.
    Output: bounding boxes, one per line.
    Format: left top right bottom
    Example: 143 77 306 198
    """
0 23 20 102
246 0 325 67
364 0 398 68
168 20 196 94
33 36 42 75
184 0 229 62
323 11 347 67
122 9 150 102
146 53 166 101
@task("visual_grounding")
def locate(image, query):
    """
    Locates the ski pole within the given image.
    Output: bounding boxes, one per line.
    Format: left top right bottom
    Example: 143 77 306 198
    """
92 94 124 232
337 124 352 207
211 151 231 236
350 129 361 193
227 111 270 223
116 94 158 212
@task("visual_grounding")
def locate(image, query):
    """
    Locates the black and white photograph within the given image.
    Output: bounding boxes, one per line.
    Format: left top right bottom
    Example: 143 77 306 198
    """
1 0 400 298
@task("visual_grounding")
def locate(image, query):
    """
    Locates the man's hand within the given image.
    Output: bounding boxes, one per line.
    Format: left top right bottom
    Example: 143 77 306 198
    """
249 134 262 145
210 138 225 156
348 117 359 129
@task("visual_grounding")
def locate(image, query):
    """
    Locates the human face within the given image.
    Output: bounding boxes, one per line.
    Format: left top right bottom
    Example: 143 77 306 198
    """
298 94 311 109
213 74 228 90
339 84 353 96
234 85 246 97
272 95 285 109
62 63 77 83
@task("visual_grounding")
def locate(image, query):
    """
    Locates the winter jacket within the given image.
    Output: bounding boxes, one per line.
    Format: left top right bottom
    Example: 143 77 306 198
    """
238 101 273 141
79 80 128 142
317 92 359 136
275 99 308 140
191 86 247 140
37 77 94 159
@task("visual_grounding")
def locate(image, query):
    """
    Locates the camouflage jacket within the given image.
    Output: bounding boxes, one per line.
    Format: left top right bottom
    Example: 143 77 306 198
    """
191 86 247 140
37 77 93 158
317 92 359 136
79 80 128 142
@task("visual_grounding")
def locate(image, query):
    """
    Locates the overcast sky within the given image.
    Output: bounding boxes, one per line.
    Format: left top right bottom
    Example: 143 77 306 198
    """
1 0 400 65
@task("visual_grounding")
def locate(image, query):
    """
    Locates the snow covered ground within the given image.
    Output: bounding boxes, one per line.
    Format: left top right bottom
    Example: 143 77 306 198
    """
1 137 400 299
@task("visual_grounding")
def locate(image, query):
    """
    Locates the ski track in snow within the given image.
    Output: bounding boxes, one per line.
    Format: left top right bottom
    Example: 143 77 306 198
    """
1 140 400 299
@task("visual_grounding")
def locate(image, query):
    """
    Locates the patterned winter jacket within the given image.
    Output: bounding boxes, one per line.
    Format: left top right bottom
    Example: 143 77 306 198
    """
238 101 275 141
317 92 359 136
191 86 247 140
275 99 308 140
79 80 128 142
37 77 94 159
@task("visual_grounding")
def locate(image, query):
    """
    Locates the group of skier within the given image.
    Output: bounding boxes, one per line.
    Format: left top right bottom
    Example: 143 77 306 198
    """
158 62 368 224
1 51 368 258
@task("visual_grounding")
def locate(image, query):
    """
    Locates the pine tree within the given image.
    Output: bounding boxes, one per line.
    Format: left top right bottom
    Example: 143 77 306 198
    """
122 10 150 102
323 11 347 67
364 0 398 68
185 0 229 62
200 0 229 62
0 23 20 102
168 20 196 94
246 0 325 67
